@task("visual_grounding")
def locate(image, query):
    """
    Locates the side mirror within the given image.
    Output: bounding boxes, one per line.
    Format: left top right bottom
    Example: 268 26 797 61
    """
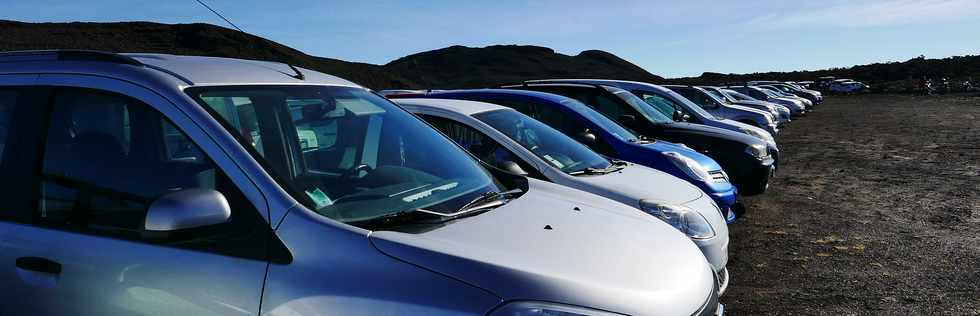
576 130 597 146
143 189 231 239
672 111 690 122
496 160 529 176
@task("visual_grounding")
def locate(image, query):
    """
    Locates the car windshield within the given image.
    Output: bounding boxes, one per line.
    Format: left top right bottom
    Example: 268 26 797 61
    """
187 85 507 226
704 89 732 104
560 99 641 143
658 88 716 120
722 89 757 101
605 87 673 124
760 88 782 98
700 88 729 104
475 109 612 174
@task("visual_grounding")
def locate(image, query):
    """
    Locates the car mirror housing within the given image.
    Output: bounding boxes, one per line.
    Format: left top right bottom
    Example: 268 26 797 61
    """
576 130 597 146
496 160 529 176
143 189 232 239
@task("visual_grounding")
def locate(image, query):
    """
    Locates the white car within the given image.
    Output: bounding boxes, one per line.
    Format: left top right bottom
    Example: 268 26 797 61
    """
396 98 731 294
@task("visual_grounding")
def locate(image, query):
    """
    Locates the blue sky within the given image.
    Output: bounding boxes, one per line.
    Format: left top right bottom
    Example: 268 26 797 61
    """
4 0 980 77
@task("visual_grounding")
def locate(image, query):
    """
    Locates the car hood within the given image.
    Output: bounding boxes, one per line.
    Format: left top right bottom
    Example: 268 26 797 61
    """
640 139 724 171
731 100 774 110
664 121 766 146
370 180 715 316
572 163 704 205
727 104 773 117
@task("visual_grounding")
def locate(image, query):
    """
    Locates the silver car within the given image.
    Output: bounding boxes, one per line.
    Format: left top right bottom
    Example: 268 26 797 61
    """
727 86 807 115
665 85 779 135
397 98 731 293
700 86 790 124
0 51 722 315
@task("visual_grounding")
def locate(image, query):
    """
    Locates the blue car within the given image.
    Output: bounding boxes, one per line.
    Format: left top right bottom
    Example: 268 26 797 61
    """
391 89 742 221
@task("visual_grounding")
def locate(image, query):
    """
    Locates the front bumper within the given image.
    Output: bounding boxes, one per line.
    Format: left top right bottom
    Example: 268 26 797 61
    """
685 195 730 274
730 155 775 196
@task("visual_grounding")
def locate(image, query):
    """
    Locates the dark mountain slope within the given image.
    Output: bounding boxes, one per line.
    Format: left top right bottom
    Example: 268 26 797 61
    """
384 45 664 88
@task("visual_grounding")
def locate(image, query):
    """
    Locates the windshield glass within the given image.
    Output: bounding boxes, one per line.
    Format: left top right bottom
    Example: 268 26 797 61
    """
560 99 641 143
475 110 612 174
760 88 782 98
722 89 757 101
658 88 716 120
187 85 505 226
605 87 673 124
704 89 732 104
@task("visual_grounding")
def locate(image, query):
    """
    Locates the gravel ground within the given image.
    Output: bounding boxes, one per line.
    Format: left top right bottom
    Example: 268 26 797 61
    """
723 93 980 315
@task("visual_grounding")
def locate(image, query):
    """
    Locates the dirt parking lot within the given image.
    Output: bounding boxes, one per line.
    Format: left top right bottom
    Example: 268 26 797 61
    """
723 93 980 315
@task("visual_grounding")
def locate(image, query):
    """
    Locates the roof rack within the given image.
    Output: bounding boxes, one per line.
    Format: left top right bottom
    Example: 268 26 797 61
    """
0 50 143 66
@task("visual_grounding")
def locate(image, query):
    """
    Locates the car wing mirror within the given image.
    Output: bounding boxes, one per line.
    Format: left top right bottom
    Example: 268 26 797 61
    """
496 160 529 176
143 189 231 240
576 130 597 146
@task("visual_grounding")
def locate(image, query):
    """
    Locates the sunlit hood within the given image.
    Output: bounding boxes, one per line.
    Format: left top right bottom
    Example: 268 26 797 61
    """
578 163 703 204
370 180 714 316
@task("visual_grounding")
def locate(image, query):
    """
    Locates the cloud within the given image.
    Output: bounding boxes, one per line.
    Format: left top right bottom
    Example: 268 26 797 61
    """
749 0 980 28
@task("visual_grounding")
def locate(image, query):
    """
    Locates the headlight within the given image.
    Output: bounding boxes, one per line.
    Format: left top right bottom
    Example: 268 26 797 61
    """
640 200 716 239
662 151 711 182
740 127 774 144
744 143 767 159
489 301 623 316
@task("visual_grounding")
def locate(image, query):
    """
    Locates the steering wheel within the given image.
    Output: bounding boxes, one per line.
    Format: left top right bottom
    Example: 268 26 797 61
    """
342 164 374 181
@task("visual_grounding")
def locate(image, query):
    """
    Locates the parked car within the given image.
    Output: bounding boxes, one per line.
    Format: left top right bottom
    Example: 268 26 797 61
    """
397 98 731 292
0 50 723 316
748 81 822 104
699 86 791 124
510 79 777 147
726 86 807 115
390 89 745 220
829 79 869 93
504 82 777 196
756 85 814 108
662 85 780 135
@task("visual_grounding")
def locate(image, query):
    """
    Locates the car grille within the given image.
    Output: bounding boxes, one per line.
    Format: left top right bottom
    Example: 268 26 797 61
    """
709 170 729 183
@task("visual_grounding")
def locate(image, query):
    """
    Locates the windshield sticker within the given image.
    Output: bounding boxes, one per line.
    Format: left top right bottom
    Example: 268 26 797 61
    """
542 154 564 168
306 188 333 208
402 182 459 203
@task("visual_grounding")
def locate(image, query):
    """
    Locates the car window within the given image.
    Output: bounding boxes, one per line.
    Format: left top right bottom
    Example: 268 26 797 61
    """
474 109 612 174
673 88 716 109
420 114 542 179
190 86 508 226
466 96 621 156
634 91 677 116
37 88 266 254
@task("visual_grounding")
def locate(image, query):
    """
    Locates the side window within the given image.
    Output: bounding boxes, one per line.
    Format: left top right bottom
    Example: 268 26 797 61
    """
421 114 541 179
37 88 269 257
635 92 679 116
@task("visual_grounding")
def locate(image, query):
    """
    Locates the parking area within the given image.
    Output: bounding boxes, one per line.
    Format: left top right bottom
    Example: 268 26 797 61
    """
724 93 980 314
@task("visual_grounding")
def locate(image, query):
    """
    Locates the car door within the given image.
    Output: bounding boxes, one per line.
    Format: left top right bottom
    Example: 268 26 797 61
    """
0 79 276 315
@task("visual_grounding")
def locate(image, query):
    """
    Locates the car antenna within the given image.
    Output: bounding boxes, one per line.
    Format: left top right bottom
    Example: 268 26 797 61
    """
194 0 305 80
286 63 305 80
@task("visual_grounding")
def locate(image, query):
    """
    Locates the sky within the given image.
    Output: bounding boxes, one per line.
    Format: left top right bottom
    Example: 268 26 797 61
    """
3 0 980 78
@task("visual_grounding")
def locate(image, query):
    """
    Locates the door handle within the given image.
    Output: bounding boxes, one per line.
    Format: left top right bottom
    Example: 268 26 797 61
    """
16 257 62 274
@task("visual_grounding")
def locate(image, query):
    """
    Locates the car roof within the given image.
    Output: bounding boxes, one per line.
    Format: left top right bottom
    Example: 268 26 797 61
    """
393 97 509 116
0 50 361 88
125 54 360 87
428 88 578 104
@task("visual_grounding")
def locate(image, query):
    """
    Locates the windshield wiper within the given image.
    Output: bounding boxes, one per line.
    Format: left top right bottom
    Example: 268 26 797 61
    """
568 167 611 176
347 208 445 230
452 188 524 216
